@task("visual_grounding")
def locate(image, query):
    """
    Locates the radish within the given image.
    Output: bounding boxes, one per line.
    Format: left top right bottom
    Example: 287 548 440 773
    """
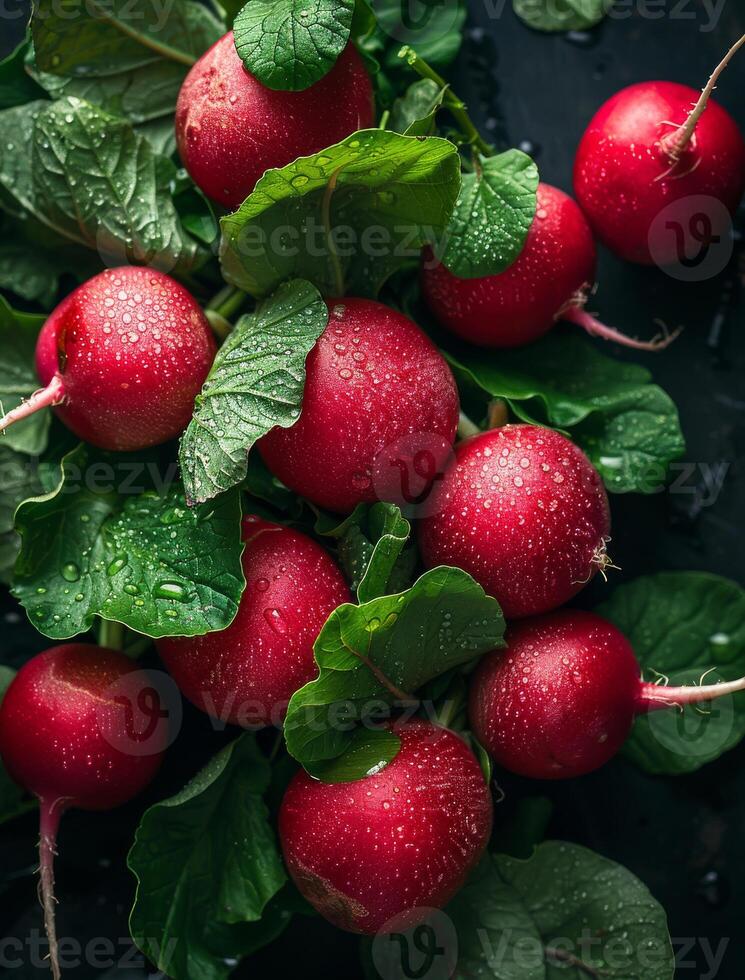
278 719 492 934
0 267 216 452
574 36 745 266
258 298 460 514
421 183 676 351
469 609 745 780
158 515 350 727
418 424 611 619
175 33 375 210
0 644 167 979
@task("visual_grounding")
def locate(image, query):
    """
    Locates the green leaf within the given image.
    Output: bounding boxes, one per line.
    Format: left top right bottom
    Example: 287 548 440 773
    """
598 572 745 775
220 129 461 298
309 728 402 783
234 0 355 91
441 150 539 279
445 330 685 494
390 78 445 137
30 0 222 139
0 98 202 277
0 447 44 584
0 245 59 308
318 502 413 601
13 443 245 640
0 666 37 825
244 451 302 517
0 38 46 109
448 843 673 979
0 297 49 456
374 0 467 69
284 566 505 775
129 733 287 980
180 280 328 505
514 0 612 32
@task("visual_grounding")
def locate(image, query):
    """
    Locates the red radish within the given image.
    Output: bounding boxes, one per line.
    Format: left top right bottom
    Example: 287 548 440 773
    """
279 719 492 934
0 644 167 979
421 183 675 351
469 609 745 780
574 36 745 266
0 267 216 452
176 33 375 209
418 424 611 619
158 516 350 727
258 298 460 514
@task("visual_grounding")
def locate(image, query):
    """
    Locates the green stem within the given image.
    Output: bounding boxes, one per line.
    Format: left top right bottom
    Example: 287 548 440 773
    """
98 618 125 651
205 310 233 340
322 168 345 297
86 0 197 66
207 284 247 321
378 109 390 131
437 680 467 729
398 46 493 157
457 410 481 439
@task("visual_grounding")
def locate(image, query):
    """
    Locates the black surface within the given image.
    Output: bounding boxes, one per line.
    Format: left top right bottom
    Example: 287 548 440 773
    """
1 3 745 979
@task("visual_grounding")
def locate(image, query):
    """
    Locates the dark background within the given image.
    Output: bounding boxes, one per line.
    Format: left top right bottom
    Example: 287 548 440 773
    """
1 1 745 978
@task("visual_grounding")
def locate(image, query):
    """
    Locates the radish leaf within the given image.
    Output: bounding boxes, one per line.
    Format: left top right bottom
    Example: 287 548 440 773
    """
13 443 245 640
234 0 355 91
599 572 745 775
180 279 328 505
220 129 461 297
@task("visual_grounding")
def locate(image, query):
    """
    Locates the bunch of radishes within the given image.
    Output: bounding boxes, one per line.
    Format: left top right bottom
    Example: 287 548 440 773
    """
0 13 744 980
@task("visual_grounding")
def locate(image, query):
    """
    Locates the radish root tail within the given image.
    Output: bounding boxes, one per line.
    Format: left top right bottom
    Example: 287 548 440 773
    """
38 799 66 980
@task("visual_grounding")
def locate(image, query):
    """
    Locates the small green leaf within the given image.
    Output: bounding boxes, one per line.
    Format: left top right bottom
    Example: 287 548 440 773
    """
220 129 461 298
390 78 445 136
0 297 49 456
180 280 328 505
514 0 612 32
445 330 685 494
0 666 37 825
318 502 413 601
449 843 674 980
129 734 287 980
0 38 46 109
0 98 203 277
309 728 402 783
13 443 245 640
598 572 745 775
30 0 222 141
234 0 355 91
284 566 505 775
441 149 538 279
0 446 44 584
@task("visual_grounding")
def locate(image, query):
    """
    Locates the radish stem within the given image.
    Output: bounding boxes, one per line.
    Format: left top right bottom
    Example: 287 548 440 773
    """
638 675 745 713
562 305 680 352
397 46 493 157
0 374 66 435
